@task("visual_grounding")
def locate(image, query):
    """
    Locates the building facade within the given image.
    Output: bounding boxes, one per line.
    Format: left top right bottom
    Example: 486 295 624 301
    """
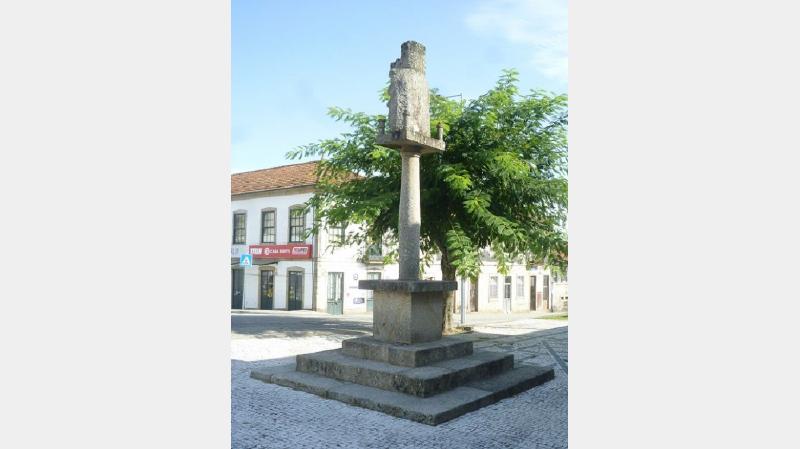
231 161 567 315
231 161 386 314
417 257 564 314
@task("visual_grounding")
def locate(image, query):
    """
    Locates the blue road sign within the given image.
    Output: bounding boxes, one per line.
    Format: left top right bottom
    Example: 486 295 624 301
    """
239 253 253 267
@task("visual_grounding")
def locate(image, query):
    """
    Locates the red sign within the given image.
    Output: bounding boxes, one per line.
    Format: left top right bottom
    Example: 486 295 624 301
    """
249 244 312 260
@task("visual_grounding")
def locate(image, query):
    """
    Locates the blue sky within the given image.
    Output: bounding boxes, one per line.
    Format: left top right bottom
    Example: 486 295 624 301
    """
232 0 567 173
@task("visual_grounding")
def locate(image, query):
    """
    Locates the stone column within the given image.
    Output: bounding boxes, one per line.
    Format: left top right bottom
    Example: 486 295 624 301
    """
360 41 456 344
398 150 421 280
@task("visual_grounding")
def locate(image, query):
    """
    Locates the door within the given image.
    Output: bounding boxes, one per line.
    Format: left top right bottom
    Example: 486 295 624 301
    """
231 268 244 310
327 272 344 315
366 272 381 311
287 270 303 311
543 275 550 312
530 275 537 311
259 269 274 310
503 276 512 313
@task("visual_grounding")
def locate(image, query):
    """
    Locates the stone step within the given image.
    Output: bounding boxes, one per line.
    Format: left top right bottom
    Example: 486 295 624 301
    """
341 335 473 367
250 362 555 425
295 348 513 397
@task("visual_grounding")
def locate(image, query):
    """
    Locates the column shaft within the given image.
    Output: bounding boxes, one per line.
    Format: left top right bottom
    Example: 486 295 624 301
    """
398 150 421 280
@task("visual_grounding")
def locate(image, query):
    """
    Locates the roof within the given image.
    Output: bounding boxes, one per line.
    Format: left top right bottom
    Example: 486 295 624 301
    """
231 161 321 195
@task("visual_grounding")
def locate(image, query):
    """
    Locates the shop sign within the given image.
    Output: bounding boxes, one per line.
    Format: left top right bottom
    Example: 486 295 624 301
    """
249 244 313 260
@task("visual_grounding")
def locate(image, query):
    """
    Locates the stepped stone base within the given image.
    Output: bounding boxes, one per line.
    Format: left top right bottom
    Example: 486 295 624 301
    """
251 362 554 425
297 348 513 397
250 280 554 424
341 335 473 367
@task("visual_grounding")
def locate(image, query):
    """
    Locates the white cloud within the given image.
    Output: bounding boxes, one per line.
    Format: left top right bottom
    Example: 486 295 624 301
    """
466 0 567 81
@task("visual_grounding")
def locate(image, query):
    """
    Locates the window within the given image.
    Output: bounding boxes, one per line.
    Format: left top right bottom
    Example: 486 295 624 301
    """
489 276 498 299
517 276 524 298
328 221 346 244
289 207 305 242
366 239 382 260
233 213 246 244
365 272 381 306
261 210 276 244
327 272 344 301
504 276 512 299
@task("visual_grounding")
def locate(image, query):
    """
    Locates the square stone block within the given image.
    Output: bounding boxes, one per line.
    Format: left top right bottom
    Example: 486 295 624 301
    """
376 129 445 155
372 289 443 344
359 279 457 345
341 336 473 367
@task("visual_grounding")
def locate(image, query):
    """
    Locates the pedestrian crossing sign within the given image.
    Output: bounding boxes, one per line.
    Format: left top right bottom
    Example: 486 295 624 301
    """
239 253 253 267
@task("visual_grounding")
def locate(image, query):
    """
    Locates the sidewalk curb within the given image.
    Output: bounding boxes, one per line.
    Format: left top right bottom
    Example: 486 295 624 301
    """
454 314 568 327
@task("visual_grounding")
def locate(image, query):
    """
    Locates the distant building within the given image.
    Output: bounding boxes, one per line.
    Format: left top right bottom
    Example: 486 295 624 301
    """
231 161 565 314
552 270 568 313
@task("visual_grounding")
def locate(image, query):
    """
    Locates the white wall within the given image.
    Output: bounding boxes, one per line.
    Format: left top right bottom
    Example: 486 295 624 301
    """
231 188 562 315
419 259 553 313
233 189 384 312
240 261 313 310
231 189 314 247
315 222 388 312
553 281 569 312
232 189 315 310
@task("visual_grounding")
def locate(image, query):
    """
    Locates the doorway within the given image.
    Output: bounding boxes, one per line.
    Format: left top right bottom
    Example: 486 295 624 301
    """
366 272 381 311
543 275 550 312
287 270 304 311
231 268 244 310
530 275 537 311
327 272 344 315
503 276 512 313
259 269 274 310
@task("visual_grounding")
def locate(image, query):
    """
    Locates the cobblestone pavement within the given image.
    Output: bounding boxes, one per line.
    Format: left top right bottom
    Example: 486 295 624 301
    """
232 313 568 449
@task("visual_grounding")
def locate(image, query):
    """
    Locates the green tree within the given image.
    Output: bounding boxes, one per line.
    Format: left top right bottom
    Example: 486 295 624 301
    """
289 69 567 331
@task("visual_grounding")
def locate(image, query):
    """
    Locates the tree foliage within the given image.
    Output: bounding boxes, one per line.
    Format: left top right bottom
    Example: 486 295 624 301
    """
288 69 567 327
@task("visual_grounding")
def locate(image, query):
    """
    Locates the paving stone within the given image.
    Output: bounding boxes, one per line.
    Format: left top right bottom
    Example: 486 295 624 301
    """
234 316 568 449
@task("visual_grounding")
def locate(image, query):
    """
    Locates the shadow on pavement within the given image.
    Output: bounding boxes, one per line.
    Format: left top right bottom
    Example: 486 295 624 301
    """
231 312 374 339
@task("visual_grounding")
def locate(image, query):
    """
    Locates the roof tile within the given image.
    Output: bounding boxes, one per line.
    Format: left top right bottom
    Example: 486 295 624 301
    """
231 161 320 195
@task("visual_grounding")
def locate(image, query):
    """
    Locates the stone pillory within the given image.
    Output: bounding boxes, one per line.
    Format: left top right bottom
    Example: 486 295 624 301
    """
388 41 430 138
376 41 445 155
250 41 554 426
360 40 455 345
375 40 447 284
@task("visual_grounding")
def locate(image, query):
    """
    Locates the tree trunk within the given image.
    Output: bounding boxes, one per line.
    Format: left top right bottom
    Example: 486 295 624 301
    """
439 250 457 333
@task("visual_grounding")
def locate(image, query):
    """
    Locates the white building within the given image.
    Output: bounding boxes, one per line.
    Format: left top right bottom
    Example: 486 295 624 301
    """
231 161 566 315
418 254 563 314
